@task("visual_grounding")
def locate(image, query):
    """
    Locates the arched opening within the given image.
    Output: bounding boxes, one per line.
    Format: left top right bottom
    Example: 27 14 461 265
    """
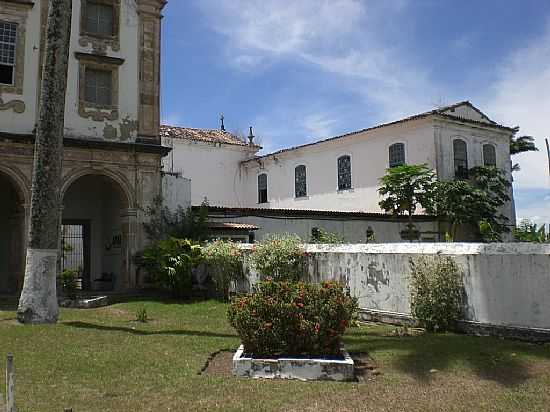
0 172 25 294
62 173 130 292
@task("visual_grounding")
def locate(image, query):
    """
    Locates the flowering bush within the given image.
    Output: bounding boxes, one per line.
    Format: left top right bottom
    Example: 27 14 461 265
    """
249 234 306 281
203 239 245 300
409 256 463 332
228 280 358 356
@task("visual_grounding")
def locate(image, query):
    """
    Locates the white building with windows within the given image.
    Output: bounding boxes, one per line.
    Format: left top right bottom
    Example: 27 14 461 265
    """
161 101 516 242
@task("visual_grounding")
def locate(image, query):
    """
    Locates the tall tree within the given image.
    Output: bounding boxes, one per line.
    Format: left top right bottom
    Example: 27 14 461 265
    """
378 164 436 240
431 166 511 241
17 0 72 324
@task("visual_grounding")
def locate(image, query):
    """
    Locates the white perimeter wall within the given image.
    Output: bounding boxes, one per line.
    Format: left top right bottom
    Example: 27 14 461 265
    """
240 243 550 330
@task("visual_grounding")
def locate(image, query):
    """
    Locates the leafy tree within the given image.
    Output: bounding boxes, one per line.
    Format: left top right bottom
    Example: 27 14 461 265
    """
431 166 511 241
143 197 210 242
513 219 549 243
378 164 436 240
510 129 538 172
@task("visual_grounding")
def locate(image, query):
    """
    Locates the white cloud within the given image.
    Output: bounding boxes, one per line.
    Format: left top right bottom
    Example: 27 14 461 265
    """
196 0 437 120
482 22 550 190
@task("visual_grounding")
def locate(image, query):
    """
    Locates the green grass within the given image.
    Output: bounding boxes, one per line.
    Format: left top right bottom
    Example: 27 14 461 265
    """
0 299 549 411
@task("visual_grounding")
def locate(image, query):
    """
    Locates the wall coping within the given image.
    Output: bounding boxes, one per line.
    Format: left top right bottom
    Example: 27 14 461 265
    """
238 243 550 255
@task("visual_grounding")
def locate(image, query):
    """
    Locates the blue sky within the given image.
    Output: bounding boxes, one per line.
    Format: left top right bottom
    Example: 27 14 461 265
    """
160 0 550 224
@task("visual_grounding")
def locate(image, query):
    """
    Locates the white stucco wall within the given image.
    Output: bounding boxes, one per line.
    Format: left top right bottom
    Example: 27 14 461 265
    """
239 119 437 212
210 215 439 243
64 0 140 141
162 137 257 206
1 0 142 141
0 2 41 134
239 243 550 331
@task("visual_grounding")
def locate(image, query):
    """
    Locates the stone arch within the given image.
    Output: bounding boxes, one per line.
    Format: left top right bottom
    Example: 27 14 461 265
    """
0 164 30 206
61 170 136 292
61 167 134 209
0 166 28 294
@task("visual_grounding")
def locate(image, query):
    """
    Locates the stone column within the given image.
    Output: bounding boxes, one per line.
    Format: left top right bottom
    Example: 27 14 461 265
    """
136 0 166 144
119 208 138 291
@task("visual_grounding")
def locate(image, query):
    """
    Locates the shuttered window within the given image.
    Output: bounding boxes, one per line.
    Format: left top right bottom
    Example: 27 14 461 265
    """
453 139 469 179
389 143 405 167
258 174 268 203
295 165 307 198
337 155 352 190
85 68 112 106
483 144 497 167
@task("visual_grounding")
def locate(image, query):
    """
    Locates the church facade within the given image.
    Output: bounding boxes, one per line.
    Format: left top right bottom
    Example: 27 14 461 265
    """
0 0 168 294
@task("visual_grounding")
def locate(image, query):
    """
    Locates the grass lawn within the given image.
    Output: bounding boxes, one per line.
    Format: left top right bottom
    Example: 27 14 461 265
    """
0 299 549 411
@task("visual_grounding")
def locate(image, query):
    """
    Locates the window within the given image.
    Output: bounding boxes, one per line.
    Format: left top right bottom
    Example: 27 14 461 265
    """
258 173 268 203
389 143 405 167
337 155 352 190
85 1 115 36
0 21 17 85
483 144 497 167
295 165 307 198
85 68 112 106
453 139 468 179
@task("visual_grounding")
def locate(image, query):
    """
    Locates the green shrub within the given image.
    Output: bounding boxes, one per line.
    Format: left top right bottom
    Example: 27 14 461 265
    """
59 269 78 299
409 256 463 332
249 234 306 281
310 228 345 244
203 239 245 300
228 280 358 356
140 237 203 299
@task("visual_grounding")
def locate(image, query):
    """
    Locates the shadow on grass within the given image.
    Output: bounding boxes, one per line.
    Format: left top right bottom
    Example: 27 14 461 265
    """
63 321 237 339
344 327 550 388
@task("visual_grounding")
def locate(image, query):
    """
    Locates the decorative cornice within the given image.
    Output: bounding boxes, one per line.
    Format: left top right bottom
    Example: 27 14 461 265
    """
74 52 125 66
1 0 34 8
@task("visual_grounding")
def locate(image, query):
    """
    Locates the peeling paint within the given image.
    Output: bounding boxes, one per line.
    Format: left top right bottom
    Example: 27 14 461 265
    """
103 123 118 140
119 115 138 141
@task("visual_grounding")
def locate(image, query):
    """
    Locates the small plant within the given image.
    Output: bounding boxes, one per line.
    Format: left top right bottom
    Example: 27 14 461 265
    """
135 306 148 323
203 239 245 300
228 280 358 357
138 237 203 299
59 269 78 299
513 219 549 243
310 228 345 244
409 256 463 332
249 234 306 281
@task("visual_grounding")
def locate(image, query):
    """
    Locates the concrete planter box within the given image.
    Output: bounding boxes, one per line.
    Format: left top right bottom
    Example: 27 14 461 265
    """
232 345 354 381
59 295 109 309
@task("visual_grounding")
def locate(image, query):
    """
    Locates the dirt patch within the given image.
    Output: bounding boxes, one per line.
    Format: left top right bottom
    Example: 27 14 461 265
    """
350 352 381 382
200 350 235 377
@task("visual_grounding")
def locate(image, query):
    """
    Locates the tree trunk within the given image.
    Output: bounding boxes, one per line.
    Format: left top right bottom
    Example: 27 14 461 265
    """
17 0 72 324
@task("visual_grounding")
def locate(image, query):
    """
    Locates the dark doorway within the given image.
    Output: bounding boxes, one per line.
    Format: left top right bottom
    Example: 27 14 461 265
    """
61 220 91 290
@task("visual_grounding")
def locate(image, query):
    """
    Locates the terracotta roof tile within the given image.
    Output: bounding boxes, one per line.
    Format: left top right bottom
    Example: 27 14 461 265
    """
208 222 259 230
160 125 259 148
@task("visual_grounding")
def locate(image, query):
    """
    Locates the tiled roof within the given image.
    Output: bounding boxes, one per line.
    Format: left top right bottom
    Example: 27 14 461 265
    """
160 125 260 148
243 101 514 163
208 222 259 231
195 205 436 222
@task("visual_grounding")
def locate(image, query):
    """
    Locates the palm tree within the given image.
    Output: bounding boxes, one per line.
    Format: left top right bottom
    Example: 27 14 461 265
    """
510 129 538 172
17 0 72 324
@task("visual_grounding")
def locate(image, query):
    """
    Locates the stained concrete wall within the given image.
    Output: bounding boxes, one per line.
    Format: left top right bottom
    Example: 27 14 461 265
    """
239 243 550 331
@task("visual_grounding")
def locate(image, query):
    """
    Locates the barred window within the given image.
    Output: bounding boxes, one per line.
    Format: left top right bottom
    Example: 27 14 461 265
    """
389 143 405 167
258 173 268 204
0 21 17 85
295 165 307 198
337 155 352 190
483 144 496 167
85 1 115 36
453 139 469 179
85 68 112 106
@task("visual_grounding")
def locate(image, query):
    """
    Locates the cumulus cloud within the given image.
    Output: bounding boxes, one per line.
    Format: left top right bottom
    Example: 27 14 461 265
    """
482 22 550 190
195 0 437 120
